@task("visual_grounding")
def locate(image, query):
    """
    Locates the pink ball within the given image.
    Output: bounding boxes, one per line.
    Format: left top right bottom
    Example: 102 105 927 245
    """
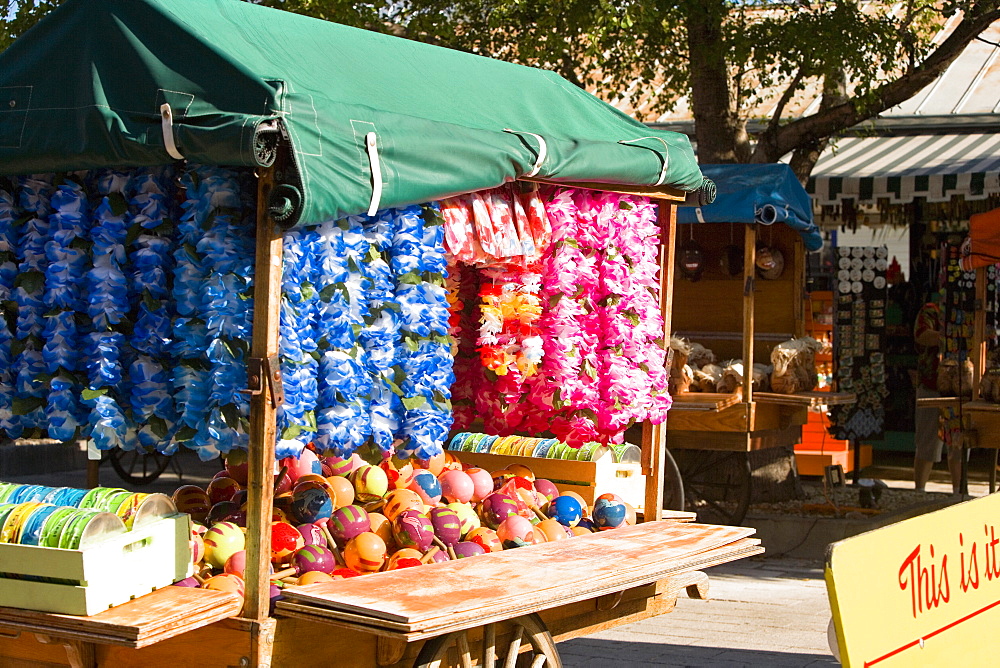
438 470 475 504
496 515 534 543
466 468 494 503
297 523 326 546
533 479 559 503
324 455 357 477
283 449 321 484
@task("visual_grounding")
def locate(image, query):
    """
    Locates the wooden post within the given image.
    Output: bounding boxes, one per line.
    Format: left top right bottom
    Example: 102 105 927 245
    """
243 167 282 630
642 202 677 521
793 236 805 339
742 224 756 405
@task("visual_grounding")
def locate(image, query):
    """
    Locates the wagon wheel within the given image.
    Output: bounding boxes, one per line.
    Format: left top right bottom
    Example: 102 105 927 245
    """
662 447 685 512
413 613 561 668
106 447 172 486
671 449 752 525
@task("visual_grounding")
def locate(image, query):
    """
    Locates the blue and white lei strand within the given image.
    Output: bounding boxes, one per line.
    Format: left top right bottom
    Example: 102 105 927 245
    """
128 169 179 453
0 186 20 437
83 172 133 450
42 179 89 441
14 175 54 431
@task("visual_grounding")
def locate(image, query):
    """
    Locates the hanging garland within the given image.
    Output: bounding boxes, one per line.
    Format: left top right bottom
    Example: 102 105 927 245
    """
0 185 20 437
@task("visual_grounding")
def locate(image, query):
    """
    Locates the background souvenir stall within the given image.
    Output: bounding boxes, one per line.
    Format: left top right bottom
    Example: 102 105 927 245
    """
918 207 1000 494
666 164 854 524
0 1 761 667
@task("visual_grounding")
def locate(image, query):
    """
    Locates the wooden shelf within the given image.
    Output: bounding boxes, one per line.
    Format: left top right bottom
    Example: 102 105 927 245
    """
670 392 742 412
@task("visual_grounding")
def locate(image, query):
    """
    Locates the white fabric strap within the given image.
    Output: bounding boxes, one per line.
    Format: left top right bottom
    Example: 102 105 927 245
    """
504 128 547 177
159 103 184 160
365 131 383 216
618 136 670 186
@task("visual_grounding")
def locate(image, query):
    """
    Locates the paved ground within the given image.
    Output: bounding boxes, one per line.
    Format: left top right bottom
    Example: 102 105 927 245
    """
559 556 839 668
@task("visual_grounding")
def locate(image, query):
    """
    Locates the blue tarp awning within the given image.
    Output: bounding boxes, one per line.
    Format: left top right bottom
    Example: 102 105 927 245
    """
677 164 822 251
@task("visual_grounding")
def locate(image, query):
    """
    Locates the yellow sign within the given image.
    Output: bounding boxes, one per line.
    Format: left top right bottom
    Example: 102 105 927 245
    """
827 493 1000 667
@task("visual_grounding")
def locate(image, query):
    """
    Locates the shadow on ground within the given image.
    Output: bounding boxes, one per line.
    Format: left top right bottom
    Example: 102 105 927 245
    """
558 638 838 667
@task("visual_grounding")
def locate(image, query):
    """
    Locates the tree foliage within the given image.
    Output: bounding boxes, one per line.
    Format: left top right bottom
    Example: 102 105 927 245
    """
5 0 1000 178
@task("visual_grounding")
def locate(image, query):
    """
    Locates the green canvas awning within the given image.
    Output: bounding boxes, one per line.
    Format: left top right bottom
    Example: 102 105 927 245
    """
0 0 706 227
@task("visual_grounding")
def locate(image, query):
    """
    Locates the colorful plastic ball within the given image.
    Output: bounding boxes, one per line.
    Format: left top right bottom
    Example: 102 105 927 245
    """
203 522 246 569
206 476 241 506
224 450 250 486
438 470 474 504
297 523 325 546
447 502 480 537
536 519 569 542
223 550 246 577
173 577 200 588
548 496 583 527
382 458 415 490
442 451 464 471
466 527 502 553
386 548 424 570
367 512 396 550
274 471 295 496
453 541 486 559
326 476 355 508
190 533 205 564
231 490 249 508
623 502 637 526
529 529 548 545
479 493 518 529
408 470 442 505
343 532 387 572
496 515 534 543
429 507 463 546
562 492 590 515
351 465 389 503
533 479 559 503
596 492 625 504
576 518 599 532
571 526 593 537
592 498 627 530
465 468 494 503
413 453 446 477
324 455 357 478
383 489 424 522
172 485 211 522
271 521 305 563
502 538 530 549
393 509 434 551
294 475 333 496
329 505 371 545
292 544 337 575
202 573 245 597
299 571 335 585
491 471 515 491
507 464 535 481
327 568 359 580
429 549 451 563
284 449 322 484
291 486 334 525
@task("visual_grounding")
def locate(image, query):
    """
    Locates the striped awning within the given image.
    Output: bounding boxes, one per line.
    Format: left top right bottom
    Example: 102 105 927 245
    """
807 133 1000 205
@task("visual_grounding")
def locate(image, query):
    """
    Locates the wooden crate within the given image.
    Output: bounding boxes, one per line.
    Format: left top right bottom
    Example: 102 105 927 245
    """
0 514 193 616
451 450 646 510
796 445 872 476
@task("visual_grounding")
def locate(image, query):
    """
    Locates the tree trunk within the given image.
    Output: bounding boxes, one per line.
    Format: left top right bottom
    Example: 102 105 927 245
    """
686 0 751 163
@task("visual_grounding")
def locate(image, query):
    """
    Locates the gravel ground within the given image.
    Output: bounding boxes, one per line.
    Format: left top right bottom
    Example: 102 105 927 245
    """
749 481 953 518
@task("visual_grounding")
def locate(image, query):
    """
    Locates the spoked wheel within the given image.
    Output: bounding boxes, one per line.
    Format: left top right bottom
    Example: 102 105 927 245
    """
662 447 685 512
671 449 752 525
106 447 172 486
413 613 561 668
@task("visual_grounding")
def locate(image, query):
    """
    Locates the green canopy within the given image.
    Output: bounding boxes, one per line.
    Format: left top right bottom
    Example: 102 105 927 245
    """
0 0 706 226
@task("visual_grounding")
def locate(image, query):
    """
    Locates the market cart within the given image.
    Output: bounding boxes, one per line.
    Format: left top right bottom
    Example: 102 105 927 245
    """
666 165 853 524
0 1 762 667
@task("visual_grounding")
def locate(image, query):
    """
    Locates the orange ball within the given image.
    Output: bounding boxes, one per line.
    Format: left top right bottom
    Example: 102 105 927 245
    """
172 485 211 522
537 519 569 542
386 548 424 570
298 571 334 585
506 464 535 481
382 489 424 522
414 453 445 477
466 527 502 553
202 573 245 597
368 512 396 550
571 526 593 537
326 476 355 508
442 451 464 471
343 532 387 572
623 502 637 526
270 521 304 563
